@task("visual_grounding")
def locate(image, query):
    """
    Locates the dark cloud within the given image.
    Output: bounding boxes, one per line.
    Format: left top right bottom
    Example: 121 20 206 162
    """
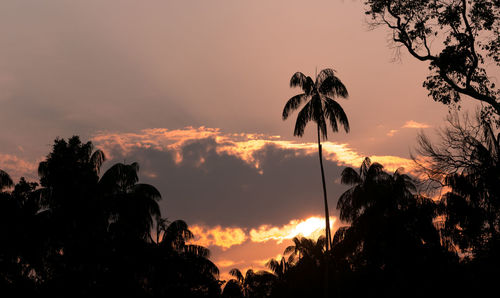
101 137 349 228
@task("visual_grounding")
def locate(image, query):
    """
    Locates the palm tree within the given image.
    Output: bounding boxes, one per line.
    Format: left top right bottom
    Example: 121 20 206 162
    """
337 157 387 223
266 257 290 281
98 162 161 241
283 236 326 266
336 158 445 272
227 268 275 298
155 219 220 289
282 68 349 250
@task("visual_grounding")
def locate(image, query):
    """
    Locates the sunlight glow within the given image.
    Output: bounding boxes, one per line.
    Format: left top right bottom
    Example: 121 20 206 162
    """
250 216 336 244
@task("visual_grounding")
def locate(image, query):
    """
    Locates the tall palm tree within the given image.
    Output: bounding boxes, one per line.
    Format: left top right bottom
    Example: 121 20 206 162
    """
282 68 349 250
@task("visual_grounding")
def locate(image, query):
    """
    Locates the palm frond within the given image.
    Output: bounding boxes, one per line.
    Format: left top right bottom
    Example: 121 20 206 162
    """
283 245 295 256
282 93 307 120
99 162 140 191
163 219 194 245
184 244 211 258
337 187 358 222
316 68 336 85
290 72 307 87
293 101 313 137
332 226 349 247
393 170 417 193
360 157 371 178
366 162 385 181
229 268 244 283
324 97 350 133
290 72 314 94
90 149 106 175
318 69 349 98
341 167 362 185
132 183 162 202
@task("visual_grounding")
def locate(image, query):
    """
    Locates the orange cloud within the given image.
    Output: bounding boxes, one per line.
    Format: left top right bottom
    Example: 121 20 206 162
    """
187 216 339 250
92 126 414 173
387 129 398 137
216 259 241 269
403 120 430 129
189 225 247 250
202 216 341 281
92 126 221 160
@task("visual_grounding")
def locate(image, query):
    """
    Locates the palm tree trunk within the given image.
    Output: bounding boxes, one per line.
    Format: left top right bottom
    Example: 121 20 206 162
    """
317 123 330 298
317 124 332 251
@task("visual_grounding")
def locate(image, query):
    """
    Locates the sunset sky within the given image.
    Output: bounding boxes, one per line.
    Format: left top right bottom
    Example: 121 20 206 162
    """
0 0 482 280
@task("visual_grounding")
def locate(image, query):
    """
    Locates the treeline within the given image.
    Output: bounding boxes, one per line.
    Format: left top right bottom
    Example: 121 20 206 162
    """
1 114 500 297
222 114 500 298
0 136 220 297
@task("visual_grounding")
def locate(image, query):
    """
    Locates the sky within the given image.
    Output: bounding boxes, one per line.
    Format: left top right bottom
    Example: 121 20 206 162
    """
0 0 483 280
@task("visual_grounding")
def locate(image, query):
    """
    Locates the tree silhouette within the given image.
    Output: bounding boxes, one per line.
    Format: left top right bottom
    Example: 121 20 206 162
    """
33 136 109 295
0 169 13 191
414 113 500 257
148 219 221 297
337 157 388 223
99 162 161 242
365 0 499 119
283 236 326 267
266 257 290 281
1 136 226 297
226 268 275 298
335 158 451 296
263 236 330 298
282 68 349 250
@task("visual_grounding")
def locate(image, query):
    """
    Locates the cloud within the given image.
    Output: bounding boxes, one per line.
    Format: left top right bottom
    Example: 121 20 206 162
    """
93 126 413 173
208 216 340 281
215 259 242 269
188 215 341 281
187 216 336 249
89 126 416 229
384 121 430 138
386 129 398 137
189 225 247 250
402 120 430 129
250 216 336 244
0 153 38 182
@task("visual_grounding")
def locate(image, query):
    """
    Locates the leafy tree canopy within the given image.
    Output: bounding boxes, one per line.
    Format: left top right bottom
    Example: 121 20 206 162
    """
365 0 499 120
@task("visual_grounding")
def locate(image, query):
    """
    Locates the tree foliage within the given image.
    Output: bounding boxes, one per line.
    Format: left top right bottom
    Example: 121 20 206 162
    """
365 0 499 119
414 113 500 256
0 137 220 297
